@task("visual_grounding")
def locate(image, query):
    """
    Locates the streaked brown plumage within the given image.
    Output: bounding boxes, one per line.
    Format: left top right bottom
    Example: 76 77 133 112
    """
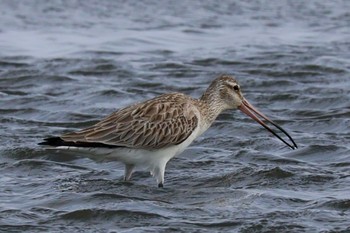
61 93 199 149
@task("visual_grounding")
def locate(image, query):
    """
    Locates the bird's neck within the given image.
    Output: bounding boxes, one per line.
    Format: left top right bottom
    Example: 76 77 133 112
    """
199 90 226 125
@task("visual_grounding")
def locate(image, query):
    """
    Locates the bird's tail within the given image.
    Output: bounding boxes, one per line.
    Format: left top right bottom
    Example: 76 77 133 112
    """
38 137 67 147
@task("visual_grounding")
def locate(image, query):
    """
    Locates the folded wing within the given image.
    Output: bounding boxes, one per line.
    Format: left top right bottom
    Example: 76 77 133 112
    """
58 93 199 149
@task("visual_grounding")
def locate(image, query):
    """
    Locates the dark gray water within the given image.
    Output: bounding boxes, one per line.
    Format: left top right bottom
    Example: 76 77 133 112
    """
1 0 350 232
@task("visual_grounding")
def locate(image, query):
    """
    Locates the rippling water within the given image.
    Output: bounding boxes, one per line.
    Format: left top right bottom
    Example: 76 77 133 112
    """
1 0 350 232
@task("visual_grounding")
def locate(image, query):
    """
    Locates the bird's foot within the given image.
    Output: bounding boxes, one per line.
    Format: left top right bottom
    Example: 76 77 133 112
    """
158 183 164 188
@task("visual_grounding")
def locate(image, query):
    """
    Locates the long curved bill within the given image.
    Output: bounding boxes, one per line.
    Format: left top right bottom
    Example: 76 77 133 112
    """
238 98 298 150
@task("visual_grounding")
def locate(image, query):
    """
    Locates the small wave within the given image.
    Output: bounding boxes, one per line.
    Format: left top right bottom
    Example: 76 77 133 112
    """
317 199 350 211
10 158 90 171
150 62 189 70
191 58 249 66
283 145 349 162
0 60 30 68
329 162 350 167
291 64 347 74
79 50 125 57
184 220 241 228
90 192 172 204
59 208 168 220
240 220 307 232
2 148 47 160
256 167 294 179
245 68 322 77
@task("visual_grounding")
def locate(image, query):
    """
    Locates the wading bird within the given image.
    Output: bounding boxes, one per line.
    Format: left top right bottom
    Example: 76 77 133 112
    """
39 75 297 187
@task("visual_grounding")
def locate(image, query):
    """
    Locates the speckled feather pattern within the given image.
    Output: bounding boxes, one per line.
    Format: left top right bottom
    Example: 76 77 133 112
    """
61 93 200 149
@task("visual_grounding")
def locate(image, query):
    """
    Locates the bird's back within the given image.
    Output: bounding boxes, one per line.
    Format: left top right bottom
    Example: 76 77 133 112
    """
40 93 200 150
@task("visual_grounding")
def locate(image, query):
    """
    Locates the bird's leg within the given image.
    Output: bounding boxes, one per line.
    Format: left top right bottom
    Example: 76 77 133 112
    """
124 164 135 181
151 163 166 188
156 167 165 188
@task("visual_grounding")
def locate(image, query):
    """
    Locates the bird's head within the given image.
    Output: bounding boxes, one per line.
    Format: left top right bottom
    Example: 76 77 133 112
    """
203 74 298 150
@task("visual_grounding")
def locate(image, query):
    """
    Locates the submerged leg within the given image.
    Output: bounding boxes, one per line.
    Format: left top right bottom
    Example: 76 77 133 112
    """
124 164 135 181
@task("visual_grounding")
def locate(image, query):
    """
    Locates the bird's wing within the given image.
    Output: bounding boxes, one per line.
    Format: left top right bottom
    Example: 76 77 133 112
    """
60 93 199 149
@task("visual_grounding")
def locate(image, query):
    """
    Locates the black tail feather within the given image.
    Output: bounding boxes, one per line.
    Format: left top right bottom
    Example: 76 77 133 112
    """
38 137 66 146
38 137 119 148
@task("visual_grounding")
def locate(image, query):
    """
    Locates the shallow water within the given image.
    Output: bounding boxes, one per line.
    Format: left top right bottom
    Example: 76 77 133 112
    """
1 0 350 232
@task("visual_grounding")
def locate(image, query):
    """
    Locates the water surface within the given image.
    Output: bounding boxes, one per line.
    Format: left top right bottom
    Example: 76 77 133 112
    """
1 0 349 232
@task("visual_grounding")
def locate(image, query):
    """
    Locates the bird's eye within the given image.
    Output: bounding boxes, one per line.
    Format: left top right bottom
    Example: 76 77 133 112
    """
233 85 239 91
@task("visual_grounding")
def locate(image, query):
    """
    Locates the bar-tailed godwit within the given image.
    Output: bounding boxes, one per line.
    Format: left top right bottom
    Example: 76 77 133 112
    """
39 75 297 187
